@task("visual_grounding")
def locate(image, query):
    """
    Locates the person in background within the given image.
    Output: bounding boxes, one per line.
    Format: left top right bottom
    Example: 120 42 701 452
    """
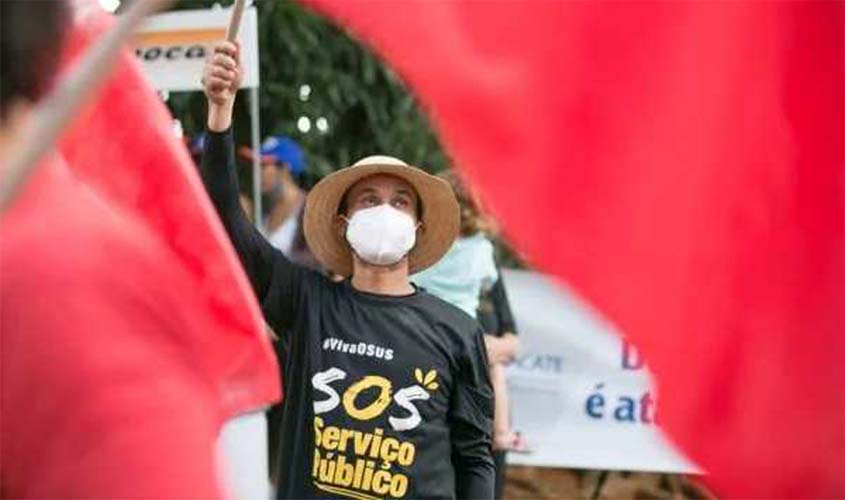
240 135 307 255
411 170 498 314
412 170 524 499
476 265 524 499
0 1 224 497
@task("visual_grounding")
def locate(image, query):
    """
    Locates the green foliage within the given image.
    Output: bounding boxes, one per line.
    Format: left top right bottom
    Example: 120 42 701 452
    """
167 0 447 182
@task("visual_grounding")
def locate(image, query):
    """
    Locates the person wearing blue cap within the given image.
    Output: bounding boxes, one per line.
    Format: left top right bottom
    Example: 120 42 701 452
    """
241 135 307 257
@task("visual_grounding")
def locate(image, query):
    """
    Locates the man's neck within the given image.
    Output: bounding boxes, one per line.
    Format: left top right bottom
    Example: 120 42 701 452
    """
350 258 415 296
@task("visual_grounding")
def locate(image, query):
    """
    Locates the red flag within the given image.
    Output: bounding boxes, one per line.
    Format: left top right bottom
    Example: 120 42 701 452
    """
58 4 280 418
306 1 845 496
1 4 279 496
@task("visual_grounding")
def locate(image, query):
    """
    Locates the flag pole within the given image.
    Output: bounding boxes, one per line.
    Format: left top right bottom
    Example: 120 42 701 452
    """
225 0 262 226
0 0 172 213
226 0 247 42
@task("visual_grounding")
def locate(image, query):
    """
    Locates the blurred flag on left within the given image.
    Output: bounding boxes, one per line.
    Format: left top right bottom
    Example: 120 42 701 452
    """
1 2 278 496
58 2 281 417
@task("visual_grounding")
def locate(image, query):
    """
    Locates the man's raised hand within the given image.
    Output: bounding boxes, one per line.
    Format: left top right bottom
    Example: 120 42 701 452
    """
203 41 242 131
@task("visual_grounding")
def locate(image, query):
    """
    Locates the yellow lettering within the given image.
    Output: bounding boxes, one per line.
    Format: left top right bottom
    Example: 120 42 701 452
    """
314 416 324 447
352 456 365 489
390 474 409 498
312 448 321 478
379 437 400 463
353 429 373 455
332 455 355 486
318 453 334 482
310 422 416 498
397 442 416 466
323 426 340 451
343 376 392 421
370 428 384 459
362 460 376 490
371 470 392 495
338 428 354 452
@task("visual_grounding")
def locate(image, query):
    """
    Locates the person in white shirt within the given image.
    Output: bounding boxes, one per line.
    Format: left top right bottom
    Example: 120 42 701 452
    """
240 135 307 256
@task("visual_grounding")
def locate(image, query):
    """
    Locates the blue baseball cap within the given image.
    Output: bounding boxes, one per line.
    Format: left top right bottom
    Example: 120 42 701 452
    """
242 135 305 175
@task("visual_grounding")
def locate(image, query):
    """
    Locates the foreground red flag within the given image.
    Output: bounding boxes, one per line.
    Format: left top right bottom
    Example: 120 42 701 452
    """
3 3 280 495
2 157 228 497
58 4 280 417
307 2 845 496
2 3 280 494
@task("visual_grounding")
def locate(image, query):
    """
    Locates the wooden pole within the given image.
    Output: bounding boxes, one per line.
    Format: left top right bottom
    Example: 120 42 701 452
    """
225 0 247 42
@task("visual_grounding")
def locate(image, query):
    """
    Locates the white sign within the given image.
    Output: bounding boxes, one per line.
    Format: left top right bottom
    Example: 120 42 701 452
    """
218 412 270 500
502 269 700 473
134 7 260 92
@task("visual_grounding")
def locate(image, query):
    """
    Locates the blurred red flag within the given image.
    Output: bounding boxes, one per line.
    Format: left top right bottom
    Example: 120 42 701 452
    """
2 4 279 495
307 1 844 496
58 4 279 418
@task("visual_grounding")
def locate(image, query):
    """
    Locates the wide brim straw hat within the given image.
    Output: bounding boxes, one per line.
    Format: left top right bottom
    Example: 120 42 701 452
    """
304 155 459 277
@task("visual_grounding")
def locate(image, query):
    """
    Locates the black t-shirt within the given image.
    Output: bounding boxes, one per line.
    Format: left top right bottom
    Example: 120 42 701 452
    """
202 130 495 499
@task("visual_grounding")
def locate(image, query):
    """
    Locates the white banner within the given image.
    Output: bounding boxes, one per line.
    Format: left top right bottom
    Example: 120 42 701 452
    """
134 7 260 92
502 269 700 473
218 412 269 500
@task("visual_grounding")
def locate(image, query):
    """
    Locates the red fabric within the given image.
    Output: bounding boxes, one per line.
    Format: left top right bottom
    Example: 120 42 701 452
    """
306 1 845 496
1 5 280 497
1 161 224 498
57 5 279 418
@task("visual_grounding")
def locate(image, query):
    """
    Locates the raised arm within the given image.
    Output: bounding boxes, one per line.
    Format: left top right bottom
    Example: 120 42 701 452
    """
199 41 303 330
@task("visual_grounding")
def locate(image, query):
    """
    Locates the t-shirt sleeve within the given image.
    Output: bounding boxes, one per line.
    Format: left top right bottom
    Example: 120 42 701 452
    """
0 273 223 498
200 128 306 332
449 327 496 498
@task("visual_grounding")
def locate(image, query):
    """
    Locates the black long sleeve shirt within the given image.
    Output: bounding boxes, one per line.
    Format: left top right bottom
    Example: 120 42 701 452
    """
201 129 494 499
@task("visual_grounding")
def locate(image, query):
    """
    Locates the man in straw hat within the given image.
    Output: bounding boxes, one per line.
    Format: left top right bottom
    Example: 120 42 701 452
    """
200 41 494 499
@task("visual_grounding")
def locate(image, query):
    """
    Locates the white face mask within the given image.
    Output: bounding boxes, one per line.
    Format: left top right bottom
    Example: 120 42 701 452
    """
345 204 418 266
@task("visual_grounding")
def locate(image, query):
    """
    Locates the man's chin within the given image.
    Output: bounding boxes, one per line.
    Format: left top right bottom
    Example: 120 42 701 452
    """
352 255 410 274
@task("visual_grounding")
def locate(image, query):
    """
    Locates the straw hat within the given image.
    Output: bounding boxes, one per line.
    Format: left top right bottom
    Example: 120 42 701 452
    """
303 155 459 277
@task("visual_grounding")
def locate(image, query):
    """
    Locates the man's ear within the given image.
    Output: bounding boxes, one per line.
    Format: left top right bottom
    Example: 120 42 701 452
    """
334 214 348 240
